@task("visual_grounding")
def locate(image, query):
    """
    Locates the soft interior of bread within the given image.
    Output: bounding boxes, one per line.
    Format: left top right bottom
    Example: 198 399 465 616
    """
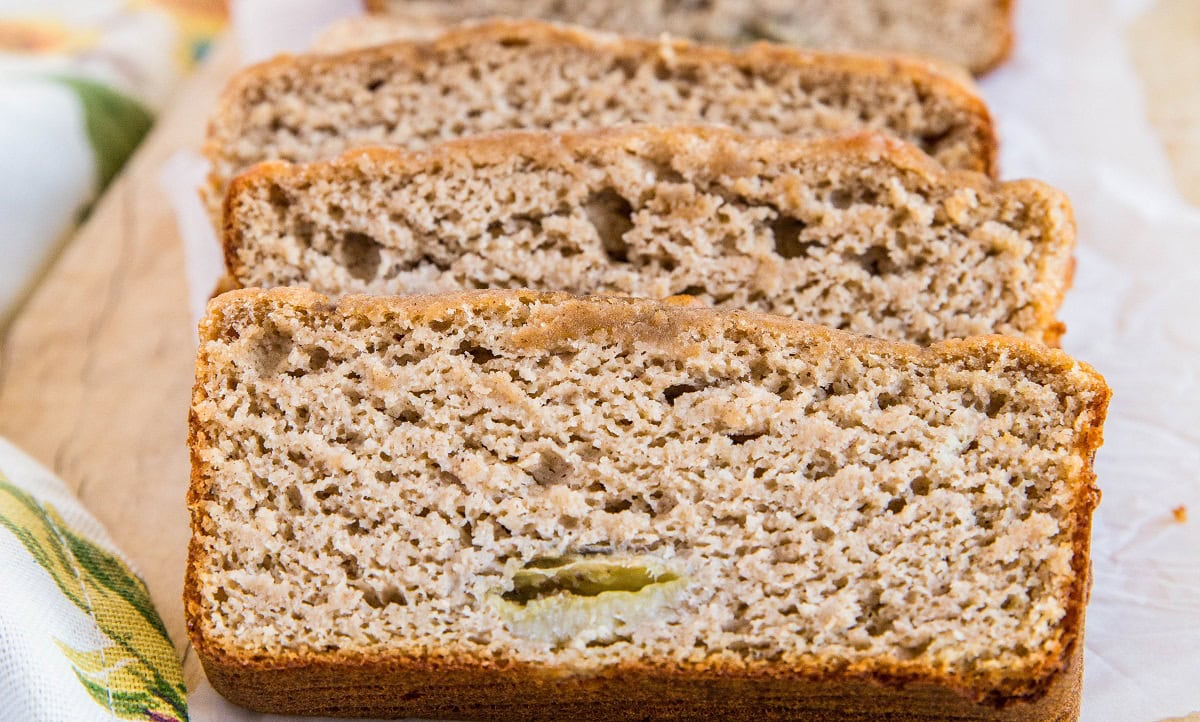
210 21 987 193
357 0 1008 73
192 292 1100 695
229 132 1065 345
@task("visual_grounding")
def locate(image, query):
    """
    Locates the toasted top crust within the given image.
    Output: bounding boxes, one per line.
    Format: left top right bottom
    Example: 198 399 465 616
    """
189 287 1108 705
203 17 998 207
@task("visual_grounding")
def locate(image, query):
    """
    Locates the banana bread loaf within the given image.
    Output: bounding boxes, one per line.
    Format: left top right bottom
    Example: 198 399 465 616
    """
355 0 1014 74
222 127 1071 346
204 19 996 211
187 288 1108 721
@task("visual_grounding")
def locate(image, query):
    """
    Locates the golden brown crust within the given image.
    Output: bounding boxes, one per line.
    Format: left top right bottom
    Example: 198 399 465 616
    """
221 126 1067 343
194 641 1083 720
976 0 1018 75
187 288 1105 720
204 18 998 189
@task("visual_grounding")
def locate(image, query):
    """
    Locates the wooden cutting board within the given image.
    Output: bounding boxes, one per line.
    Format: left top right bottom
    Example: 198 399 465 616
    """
0 40 237 688
0 1 1196 693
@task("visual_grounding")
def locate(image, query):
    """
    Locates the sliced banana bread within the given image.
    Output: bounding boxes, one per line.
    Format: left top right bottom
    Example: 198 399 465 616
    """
204 19 997 210
187 288 1108 721
356 0 1014 74
223 127 1071 346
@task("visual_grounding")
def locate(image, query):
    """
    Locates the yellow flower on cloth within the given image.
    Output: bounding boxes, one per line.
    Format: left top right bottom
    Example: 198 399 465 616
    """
0 437 187 721
0 0 225 329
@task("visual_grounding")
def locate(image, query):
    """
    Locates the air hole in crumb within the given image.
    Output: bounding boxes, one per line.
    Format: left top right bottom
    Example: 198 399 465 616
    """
255 326 293 375
529 449 572 485
867 616 894 637
770 215 814 259
584 189 634 263
306 346 329 372
292 221 316 251
391 408 420 424
612 57 639 79
585 636 631 648
283 484 303 511
727 432 765 445
365 78 384 92
457 341 499 364
985 392 1008 417
337 231 383 282
498 36 530 48
808 450 838 480
663 383 703 406
723 602 751 633
813 526 835 543
855 246 896 276
1025 482 1048 502
604 498 634 514
910 477 932 496
676 285 707 298
886 497 907 514
830 189 853 209
362 585 407 609
920 127 954 149
266 183 289 210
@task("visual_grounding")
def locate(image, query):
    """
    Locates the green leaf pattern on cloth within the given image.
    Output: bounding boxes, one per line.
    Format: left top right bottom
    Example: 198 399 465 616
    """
0 476 188 722
51 76 154 192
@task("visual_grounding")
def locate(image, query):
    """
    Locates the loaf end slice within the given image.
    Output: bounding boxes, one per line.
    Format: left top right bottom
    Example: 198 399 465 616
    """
223 126 1071 346
203 18 997 211
355 0 1014 74
187 288 1107 720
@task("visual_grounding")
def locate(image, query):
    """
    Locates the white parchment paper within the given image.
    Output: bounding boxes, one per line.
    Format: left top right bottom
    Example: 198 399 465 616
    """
169 1 1200 719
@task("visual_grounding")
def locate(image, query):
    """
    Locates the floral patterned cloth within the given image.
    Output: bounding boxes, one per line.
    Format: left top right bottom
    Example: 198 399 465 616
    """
0 437 187 722
0 0 225 328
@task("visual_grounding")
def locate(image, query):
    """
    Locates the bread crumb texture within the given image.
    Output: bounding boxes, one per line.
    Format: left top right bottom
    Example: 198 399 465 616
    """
225 127 1070 345
188 290 1107 706
205 18 996 206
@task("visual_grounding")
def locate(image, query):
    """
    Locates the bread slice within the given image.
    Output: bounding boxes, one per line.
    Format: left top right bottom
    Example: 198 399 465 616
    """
204 18 997 210
223 127 1072 346
355 0 1014 75
187 287 1108 720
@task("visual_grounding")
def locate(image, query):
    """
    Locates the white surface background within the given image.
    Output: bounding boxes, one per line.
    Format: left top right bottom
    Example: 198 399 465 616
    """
172 1 1200 719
